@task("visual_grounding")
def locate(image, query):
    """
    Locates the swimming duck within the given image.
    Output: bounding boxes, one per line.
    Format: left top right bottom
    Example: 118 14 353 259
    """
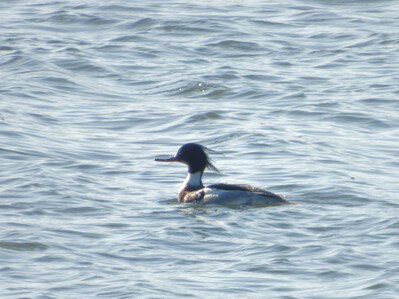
155 143 289 205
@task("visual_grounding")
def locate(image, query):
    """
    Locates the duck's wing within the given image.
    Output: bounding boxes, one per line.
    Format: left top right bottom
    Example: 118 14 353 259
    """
180 184 289 205
207 183 284 200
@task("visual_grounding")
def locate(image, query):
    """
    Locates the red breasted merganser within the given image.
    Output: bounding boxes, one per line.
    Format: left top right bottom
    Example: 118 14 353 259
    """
155 143 289 205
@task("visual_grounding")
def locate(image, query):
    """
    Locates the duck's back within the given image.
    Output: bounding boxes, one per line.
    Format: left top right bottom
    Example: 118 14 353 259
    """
202 183 288 206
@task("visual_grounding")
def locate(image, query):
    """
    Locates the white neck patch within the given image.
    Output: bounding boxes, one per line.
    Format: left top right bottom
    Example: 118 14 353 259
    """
183 171 203 187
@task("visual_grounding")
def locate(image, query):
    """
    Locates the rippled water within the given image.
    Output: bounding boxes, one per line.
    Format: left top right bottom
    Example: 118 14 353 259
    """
1 0 399 297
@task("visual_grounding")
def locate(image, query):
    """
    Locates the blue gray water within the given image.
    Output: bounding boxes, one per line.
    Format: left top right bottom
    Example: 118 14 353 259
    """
1 0 399 297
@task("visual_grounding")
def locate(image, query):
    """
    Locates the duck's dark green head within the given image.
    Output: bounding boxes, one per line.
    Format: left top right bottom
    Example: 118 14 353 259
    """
155 143 218 174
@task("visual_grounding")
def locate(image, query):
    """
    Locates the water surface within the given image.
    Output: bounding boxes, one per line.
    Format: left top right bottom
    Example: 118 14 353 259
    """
1 0 399 297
